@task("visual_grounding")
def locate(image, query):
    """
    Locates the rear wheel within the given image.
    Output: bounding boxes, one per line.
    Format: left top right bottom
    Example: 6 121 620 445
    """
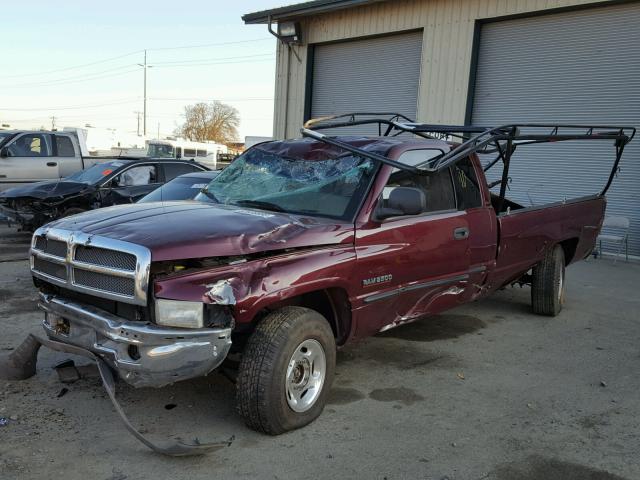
236 307 336 435
531 245 566 316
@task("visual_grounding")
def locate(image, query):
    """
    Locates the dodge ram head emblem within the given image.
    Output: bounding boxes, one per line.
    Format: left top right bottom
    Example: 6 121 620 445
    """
362 274 393 287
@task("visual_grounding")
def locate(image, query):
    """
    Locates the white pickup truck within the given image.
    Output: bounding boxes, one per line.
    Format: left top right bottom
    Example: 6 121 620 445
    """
0 129 105 192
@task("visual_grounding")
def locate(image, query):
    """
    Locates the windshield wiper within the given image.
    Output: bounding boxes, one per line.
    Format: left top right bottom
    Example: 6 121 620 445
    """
200 188 219 203
235 199 285 212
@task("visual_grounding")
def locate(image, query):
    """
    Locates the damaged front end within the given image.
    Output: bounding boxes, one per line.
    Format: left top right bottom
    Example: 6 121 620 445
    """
0 196 56 230
39 293 233 388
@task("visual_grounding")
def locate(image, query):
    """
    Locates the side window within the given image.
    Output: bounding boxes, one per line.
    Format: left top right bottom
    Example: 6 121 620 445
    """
55 135 75 157
384 169 456 214
196 149 207 157
451 157 482 210
114 165 157 187
183 148 196 157
163 162 201 181
7 134 51 157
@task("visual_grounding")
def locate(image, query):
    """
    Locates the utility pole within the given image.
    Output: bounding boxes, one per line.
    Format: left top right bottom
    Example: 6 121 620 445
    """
157 122 160 140
50 116 57 130
134 111 142 136
137 50 153 136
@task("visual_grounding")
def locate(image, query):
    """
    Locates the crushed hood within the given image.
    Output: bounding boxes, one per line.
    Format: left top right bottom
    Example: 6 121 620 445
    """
45 202 354 261
0 180 92 202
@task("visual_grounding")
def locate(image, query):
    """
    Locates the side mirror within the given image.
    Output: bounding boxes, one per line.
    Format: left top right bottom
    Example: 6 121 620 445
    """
375 186 426 220
0 147 9 158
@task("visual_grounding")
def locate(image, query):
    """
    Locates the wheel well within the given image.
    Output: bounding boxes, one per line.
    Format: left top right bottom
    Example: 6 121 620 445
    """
252 288 352 346
559 238 579 264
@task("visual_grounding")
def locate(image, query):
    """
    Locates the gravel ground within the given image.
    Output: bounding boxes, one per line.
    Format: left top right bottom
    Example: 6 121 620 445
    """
0 225 638 480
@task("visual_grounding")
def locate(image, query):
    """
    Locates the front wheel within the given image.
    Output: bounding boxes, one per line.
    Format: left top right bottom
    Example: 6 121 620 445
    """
236 307 336 435
531 245 566 316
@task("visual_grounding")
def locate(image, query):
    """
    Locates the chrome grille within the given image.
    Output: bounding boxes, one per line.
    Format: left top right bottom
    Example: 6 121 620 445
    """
33 257 66 280
30 228 151 306
73 269 136 296
34 236 46 251
33 236 67 258
74 245 136 271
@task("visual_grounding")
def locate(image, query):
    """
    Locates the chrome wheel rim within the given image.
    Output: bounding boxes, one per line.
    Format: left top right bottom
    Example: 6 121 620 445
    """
285 339 326 413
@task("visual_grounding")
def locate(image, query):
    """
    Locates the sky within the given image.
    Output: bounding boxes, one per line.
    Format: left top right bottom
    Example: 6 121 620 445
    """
0 0 284 141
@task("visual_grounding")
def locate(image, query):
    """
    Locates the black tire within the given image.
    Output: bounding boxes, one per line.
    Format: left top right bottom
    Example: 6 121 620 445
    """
61 207 85 218
236 306 336 435
531 245 566 316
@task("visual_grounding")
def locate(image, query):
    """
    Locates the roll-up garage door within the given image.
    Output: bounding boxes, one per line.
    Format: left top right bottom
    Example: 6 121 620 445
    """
471 2 640 256
311 31 423 134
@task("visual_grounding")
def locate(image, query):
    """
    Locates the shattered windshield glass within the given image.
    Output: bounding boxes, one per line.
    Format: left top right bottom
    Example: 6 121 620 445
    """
195 147 376 220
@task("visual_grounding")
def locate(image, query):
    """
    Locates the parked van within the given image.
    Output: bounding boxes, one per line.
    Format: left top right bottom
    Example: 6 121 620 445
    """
146 138 227 169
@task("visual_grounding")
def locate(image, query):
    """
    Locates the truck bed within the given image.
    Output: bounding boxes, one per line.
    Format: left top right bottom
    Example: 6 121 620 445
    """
488 194 606 289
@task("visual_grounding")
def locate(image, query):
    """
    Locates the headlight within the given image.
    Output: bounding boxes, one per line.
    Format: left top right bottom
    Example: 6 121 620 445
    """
154 299 204 329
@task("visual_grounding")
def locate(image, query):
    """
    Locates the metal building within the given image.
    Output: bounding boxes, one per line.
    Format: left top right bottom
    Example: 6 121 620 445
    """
243 0 640 255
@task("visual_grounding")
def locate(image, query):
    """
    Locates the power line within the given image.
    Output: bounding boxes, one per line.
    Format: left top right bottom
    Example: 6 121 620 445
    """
148 37 272 51
0 55 274 88
0 50 143 79
153 58 275 69
152 53 274 65
0 38 272 81
0 67 140 89
149 97 273 102
0 98 140 111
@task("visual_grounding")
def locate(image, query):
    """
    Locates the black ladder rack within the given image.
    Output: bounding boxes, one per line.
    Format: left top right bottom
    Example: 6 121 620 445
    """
300 113 635 205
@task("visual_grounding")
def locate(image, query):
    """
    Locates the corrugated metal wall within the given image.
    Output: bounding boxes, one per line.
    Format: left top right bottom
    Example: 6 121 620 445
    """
311 31 423 135
273 0 612 139
471 2 640 255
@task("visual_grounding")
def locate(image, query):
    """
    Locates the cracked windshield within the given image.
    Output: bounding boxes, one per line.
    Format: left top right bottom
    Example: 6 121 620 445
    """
196 146 375 220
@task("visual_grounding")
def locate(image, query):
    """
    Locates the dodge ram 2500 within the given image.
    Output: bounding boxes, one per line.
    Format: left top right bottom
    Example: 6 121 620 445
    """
9 114 635 455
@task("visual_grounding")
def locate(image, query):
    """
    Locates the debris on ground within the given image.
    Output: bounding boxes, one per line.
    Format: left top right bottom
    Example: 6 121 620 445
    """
0 417 9 426
55 360 100 384
457 372 465 380
57 387 69 398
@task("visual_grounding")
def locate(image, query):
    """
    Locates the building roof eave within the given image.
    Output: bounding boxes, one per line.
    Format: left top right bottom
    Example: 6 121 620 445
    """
242 0 387 24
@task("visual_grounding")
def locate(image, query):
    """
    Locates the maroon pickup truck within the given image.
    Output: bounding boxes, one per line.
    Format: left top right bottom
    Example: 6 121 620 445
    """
12 115 634 454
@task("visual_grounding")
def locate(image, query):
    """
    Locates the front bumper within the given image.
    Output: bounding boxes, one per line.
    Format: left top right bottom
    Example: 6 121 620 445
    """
38 293 232 388
0 204 35 222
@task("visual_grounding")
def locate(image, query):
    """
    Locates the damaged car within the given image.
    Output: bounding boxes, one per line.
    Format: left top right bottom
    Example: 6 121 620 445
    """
1 113 634 456
0 158 208 229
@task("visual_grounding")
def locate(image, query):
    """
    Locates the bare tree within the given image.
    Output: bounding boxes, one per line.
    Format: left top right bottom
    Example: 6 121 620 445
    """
178 101 239 144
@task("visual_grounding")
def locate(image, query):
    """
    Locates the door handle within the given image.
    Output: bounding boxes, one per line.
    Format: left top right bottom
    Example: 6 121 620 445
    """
453 227 469 240
46 162 58 167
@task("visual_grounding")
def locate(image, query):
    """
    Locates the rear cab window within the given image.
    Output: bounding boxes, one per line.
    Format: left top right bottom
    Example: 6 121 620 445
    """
382 149 456 215
55 135 76 157
450 157 483 210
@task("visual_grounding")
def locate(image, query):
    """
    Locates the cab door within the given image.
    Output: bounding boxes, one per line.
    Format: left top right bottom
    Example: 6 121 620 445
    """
354 155 471 336
0 133 60 186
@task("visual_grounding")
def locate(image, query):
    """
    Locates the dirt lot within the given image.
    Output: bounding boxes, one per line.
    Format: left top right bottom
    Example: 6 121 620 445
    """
1 225 638 480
